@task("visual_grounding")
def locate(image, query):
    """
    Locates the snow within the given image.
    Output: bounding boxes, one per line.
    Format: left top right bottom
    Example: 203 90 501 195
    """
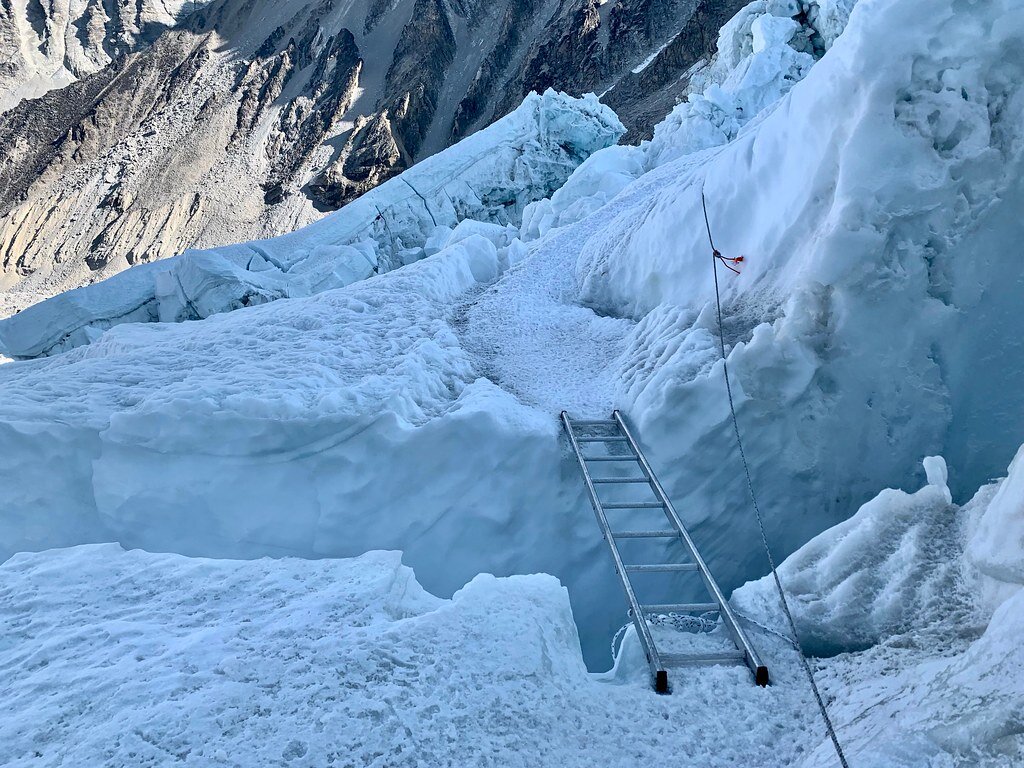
2 450 1021 766
733 456 966 656
1 0 1023 762
521 0 825 239
0 90 622 358
731 453 1024 766
630 32 680 75
0 544 819 768
966 443 1024 590
0 0 1023 746
3 0 1024 668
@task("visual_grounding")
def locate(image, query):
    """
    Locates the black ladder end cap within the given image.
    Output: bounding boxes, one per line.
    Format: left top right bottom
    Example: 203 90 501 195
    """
755 666 770 687
655 670 670 694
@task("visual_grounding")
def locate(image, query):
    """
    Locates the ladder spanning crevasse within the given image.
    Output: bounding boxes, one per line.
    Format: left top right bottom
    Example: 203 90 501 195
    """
561 410 769 693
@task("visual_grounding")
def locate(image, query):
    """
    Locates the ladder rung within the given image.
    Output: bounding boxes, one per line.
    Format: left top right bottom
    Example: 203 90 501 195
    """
641 602 720 614
660 651 746 666
624 563 698 573
562 409 768 691
602 502 663 509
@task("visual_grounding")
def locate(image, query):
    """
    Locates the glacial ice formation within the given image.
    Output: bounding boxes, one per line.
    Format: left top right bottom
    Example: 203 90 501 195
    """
2 449 1021 766
0 90 622 358
2 0 1024 677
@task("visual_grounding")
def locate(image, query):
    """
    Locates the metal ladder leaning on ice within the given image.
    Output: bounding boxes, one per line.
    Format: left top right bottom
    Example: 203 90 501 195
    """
561 410 769 693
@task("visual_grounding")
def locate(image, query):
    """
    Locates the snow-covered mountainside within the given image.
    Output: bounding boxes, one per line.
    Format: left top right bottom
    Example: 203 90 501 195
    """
0 0 735 314
1 0 1023 763
0 0 213 111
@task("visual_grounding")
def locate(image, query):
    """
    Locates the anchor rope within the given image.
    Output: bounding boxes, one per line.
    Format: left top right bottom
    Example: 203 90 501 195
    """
701 189 852 768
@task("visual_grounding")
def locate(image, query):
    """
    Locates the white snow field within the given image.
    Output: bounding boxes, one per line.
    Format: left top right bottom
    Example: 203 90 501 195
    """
1 0 1024 761
1 455 1021 767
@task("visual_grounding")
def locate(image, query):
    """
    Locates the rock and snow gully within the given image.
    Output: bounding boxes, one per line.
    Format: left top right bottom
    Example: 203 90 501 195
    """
1 0 1023 765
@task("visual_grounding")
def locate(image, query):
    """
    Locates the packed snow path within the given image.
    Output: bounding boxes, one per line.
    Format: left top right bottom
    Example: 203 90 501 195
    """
456 152 703 416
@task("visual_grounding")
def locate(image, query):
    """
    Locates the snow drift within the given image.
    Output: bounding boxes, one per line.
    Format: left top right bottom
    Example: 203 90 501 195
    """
730 450 1024 766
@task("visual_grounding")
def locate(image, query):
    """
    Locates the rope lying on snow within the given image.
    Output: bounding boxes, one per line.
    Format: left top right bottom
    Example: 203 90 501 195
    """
701 189 852 768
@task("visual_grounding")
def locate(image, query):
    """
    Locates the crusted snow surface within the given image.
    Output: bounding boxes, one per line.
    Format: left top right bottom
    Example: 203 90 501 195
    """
2 449 1022 766
0 90 622 358
0 545 819 768
730 452 1024 767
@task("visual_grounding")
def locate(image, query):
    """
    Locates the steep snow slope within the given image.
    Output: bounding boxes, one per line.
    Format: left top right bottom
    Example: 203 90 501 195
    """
2 452 1021 766
2 0 1023 673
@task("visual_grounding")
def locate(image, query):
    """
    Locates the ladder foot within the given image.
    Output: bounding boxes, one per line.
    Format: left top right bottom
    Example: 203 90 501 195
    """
655 670 669 694
755 666 770 687
562 410 768 692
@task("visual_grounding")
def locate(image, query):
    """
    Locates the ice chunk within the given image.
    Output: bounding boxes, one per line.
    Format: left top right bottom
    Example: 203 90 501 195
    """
966 444 1024 587
733 457 961 656
519 0 823 242
922 455 952 503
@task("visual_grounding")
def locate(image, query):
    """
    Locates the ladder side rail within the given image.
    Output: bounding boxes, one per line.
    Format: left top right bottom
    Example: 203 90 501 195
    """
560 411 666 690
612 410 768 685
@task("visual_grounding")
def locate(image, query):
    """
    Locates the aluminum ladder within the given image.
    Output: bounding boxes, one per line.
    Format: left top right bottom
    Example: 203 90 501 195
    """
561 409 769 693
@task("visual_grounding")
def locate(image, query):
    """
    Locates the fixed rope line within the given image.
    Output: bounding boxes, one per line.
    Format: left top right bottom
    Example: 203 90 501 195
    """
701 189 852 768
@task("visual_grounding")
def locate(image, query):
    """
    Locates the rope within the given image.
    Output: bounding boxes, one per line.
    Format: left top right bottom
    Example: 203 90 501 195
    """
611 623 630 659
701 189 852 768
732 608 801 648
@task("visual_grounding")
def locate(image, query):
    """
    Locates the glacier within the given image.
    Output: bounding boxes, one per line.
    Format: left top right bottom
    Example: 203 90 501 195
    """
2 0 1023 667
0 90 622 358
1 0 1023 762
1 452 1021 766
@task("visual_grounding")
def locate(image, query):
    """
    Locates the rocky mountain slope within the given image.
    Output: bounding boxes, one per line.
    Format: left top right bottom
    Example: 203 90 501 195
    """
0 0 742 315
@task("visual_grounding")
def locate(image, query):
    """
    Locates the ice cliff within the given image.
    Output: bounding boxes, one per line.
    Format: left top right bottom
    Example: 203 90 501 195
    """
0 0 1022 685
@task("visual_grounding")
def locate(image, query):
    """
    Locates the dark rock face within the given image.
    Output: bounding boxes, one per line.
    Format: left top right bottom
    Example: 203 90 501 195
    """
476 0 703 143
308 112 402 209
450 0 542 142
308 0 457 207
603 0 750 142
0 32 215 277
383 0 455 162
0 0 744 303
